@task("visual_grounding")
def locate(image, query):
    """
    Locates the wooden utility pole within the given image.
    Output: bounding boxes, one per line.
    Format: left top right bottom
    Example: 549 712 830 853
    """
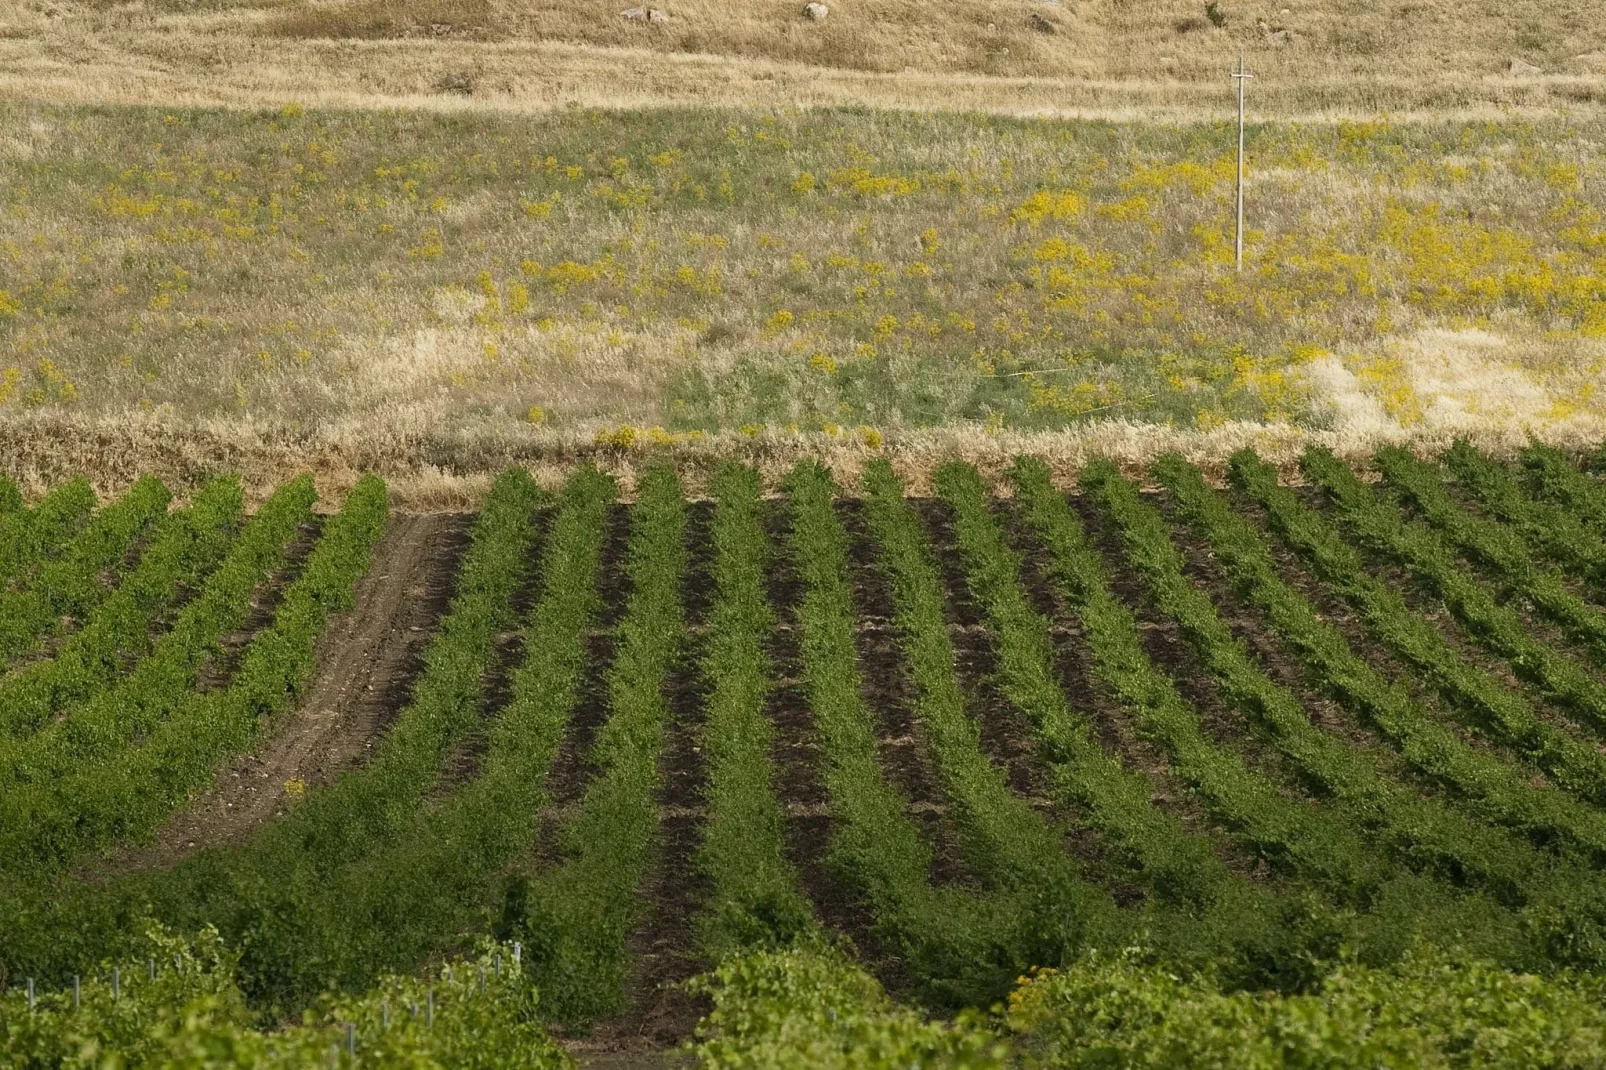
1233 53 1253 272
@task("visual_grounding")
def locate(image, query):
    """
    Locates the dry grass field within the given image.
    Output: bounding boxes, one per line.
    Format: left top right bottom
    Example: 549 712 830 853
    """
8 0 1606 112
0 0 1604 502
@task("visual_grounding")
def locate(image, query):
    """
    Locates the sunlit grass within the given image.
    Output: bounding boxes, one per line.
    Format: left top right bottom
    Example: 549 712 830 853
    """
2 103 1604 449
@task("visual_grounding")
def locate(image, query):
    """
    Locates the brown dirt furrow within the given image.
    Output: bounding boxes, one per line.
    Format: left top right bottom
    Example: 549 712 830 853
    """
1367 514 1606 745
838 498 976 891
130 512 468 862
536 502 633 866
914 498 1058 805
10 529 159 670
195 520 323 693
1078 492 1307 793
534 800 1048 824
426 501 552 800
1001 494 1262 892
625 501 716 1047
1149 493 1413 778
426 630 527 802
760 496 886 984
565 501 713 1057
1005 497 1194 808
1221 489 1568 791
1258 488 1500 748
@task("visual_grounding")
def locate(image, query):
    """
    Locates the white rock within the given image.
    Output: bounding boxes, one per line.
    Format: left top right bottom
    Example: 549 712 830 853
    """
803 2 828 20
1508 57 1543 75
620 6 646 19
648 7 668 20
1268 27 1296 45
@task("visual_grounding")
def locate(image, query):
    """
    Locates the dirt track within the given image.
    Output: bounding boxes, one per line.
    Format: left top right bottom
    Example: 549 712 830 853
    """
129 513 466 863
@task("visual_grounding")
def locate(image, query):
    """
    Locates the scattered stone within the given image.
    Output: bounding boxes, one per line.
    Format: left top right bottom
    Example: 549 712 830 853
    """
1268 27 1296 45
803 2 828 20
1508 57 1543 75
1029 11 1058 33
429 21 451 35
620 7 646 20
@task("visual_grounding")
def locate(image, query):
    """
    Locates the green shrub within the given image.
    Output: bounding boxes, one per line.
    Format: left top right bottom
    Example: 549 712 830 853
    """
690 947 1009 1069
1008 946 1606 1068
0 930 570 1068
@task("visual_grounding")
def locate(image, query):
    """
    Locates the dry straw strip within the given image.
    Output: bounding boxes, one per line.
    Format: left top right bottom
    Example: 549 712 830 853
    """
0 28 1600 122
1 411 1599 509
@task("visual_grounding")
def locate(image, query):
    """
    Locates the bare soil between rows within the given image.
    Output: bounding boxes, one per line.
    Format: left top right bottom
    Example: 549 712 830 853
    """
112 512 468 867
560 501 717 1058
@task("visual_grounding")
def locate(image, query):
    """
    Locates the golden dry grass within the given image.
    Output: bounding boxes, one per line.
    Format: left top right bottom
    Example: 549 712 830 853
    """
2 0 1605 500
30 0 1606 83
6 405 1606 509
1 0 1603 120
255 0 1604 87
2 100 1604 501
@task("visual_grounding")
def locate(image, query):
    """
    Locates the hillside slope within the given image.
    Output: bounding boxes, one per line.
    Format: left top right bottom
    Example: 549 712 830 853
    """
3 0 1603 117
